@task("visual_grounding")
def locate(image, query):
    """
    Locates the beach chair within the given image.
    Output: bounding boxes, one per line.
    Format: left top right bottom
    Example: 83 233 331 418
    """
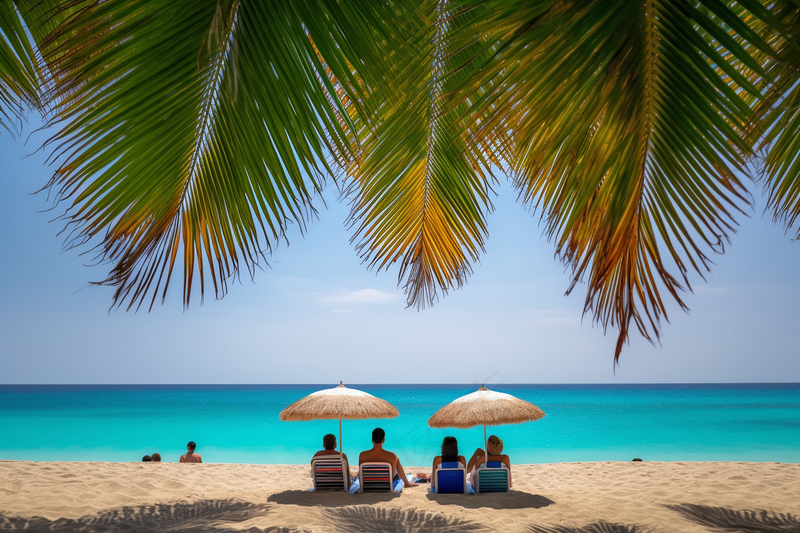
433 461 466 494
475 461 510 493
358 462 394 493
311 456 349 492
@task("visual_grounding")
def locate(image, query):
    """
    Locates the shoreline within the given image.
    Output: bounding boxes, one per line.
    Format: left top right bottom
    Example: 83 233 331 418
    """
1 460 798 532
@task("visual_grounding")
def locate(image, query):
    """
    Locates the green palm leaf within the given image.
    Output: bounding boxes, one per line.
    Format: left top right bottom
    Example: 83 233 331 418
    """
346 0 500 308
14 0 797 363
0 0 38 132
456 0 773 361
34 0 384 310
750 2 800 239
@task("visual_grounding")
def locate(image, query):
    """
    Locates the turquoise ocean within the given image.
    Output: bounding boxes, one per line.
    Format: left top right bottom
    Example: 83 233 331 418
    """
1 384 798 465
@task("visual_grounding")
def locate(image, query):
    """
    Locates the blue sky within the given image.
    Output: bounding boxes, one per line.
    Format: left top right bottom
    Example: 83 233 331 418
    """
1 120 798 384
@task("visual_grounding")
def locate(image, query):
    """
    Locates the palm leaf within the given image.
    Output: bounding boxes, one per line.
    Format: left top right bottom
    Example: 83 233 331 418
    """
0 0 38 133
750 2 800 239
456 0 773 361
34 0 384 310
346 0 500 308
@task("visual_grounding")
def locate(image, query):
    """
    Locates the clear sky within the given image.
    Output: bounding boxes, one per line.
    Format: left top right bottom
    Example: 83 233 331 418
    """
1 119 798 384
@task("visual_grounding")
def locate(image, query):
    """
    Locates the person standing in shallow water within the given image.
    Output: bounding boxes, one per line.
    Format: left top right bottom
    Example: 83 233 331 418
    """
180 441 202 463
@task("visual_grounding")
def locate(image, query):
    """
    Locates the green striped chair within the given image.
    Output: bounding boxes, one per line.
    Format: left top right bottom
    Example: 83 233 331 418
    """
311 456 349 492
475 462 510 493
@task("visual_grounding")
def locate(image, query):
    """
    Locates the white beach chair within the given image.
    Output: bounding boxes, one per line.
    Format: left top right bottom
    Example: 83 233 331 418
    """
475 462 510 493
358 462 394 493
311 455 349 492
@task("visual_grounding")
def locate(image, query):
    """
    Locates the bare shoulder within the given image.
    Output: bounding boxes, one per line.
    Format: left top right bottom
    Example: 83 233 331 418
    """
385 450 399 463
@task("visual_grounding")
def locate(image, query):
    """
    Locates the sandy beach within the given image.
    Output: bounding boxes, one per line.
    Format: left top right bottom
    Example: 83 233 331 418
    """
0 460 797 532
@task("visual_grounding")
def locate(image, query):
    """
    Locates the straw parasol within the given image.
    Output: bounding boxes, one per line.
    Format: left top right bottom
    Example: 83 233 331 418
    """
279 381 398 457
428 385 545 458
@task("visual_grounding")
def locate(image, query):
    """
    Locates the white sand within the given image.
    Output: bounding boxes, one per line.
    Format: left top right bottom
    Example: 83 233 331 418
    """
0 460 798 532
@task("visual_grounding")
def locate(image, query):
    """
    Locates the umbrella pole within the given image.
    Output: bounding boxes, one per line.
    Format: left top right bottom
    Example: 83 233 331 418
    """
484 424 488 463
339 418 345 491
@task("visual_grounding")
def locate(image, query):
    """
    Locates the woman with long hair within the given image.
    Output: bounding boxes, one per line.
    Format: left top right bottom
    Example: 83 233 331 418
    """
431 436 466 490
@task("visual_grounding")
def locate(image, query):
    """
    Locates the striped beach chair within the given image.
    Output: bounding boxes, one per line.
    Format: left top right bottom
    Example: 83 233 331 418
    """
433 461 467 494
311 456 349 492
358 462 394 493
475 461 510 493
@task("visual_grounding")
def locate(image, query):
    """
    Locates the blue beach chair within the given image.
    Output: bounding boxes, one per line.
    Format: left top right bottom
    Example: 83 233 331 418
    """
433 461 467 494
311 456 349 492
475 461 510 493
358 462 394 492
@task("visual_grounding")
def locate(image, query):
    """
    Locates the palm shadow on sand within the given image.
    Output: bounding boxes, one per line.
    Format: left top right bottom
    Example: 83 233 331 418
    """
325 506 488 533
0 499 302 533
666 503 800 532
526 522 645 533
426 491 555 510
266 490 400 507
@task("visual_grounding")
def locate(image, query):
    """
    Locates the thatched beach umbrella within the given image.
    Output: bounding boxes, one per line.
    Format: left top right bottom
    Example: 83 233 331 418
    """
279 382 399 457
428 385 545 457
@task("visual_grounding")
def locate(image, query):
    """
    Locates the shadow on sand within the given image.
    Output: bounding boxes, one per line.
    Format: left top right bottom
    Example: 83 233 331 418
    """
665 503 800 532
525 522 646 533
267 490 400 507
0 499 300 533
426 491 555 510
326 506 487 533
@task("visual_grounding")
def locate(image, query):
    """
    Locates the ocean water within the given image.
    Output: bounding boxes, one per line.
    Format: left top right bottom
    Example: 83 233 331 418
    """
0 384 798 465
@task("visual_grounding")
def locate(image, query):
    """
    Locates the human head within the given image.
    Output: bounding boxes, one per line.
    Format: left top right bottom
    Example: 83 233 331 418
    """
151 453 161 462
323 434 337 450
187 441 196 452
441 436 458 459
142 455 151 462
372 427 385 443
487 435 503 455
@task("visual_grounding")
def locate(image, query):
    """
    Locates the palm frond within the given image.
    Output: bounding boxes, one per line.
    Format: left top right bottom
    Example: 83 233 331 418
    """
346 0 499 308
0 1 38 133
751 2 800 239
457 0 772 361
35 0 382 310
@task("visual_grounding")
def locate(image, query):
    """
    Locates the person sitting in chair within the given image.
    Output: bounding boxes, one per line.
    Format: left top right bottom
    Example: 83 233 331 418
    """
431 436 466 491
312 433 352 488
359 428 417 488
467 435 511 487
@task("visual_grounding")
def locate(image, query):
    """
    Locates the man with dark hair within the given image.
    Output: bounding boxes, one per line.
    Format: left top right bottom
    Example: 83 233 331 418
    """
359 427 416 488
180 441 202 463
312 433 351 487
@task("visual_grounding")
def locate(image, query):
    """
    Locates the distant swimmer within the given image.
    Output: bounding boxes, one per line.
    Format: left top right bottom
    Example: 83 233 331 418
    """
180 441 202 463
